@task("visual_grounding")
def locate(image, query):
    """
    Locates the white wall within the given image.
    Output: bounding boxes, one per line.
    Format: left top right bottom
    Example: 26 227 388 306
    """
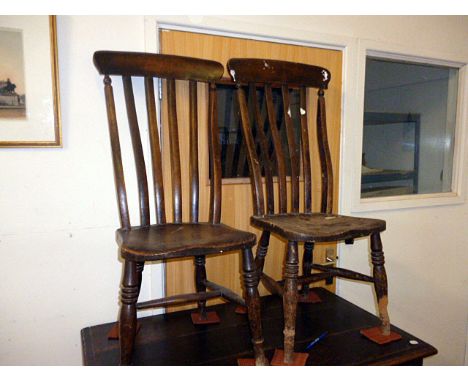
0 16 149 365
0 15 467 365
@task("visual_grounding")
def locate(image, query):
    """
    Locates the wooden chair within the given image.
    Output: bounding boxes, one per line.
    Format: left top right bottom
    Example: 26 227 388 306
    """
93 51 267 365
228 58 402 366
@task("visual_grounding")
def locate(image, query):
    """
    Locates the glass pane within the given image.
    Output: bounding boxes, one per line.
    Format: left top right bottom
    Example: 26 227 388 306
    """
361 57 459 198
216 84 301 179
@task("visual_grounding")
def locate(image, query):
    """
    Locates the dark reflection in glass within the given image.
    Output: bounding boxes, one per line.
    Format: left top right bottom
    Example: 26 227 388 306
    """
362 57 458 198
216 84 301 179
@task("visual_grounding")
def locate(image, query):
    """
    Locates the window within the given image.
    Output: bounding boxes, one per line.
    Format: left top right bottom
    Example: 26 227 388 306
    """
361 56 459 198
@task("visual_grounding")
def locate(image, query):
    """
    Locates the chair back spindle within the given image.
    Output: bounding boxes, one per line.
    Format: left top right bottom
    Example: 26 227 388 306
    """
208 83 222 224
300 87 312 213
249 83 275 215
317 88 334 214
123 76 151 226
94 51 224 228
145 76 166 224
189 81 199 223
281 85 301 213
236 85 265 217
228 58 333 216
167 78 183 223
265 84 288 214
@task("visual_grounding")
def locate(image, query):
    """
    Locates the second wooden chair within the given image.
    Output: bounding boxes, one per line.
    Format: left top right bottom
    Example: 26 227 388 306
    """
228 58 402 366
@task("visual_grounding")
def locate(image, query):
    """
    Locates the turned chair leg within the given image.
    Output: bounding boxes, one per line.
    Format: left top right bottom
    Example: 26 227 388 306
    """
300 242 314 295
136 262 144 293
194 255 207 318
282 241 299 364
370 233 390 335
119 259 139 365
255 231 270 279
242 247 268 365
237 233 270 317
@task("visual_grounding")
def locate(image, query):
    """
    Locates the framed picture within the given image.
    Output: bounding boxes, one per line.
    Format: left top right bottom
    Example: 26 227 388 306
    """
0 15 61 147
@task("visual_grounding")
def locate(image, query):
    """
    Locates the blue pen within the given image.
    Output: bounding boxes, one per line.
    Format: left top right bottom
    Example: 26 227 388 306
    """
305 331 328 350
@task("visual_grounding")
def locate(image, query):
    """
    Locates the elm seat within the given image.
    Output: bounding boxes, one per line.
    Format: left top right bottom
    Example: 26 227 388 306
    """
117 223 256 261
251 214 386 242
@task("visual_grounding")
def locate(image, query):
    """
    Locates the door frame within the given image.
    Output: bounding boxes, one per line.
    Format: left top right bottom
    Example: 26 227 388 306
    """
142 16 355 304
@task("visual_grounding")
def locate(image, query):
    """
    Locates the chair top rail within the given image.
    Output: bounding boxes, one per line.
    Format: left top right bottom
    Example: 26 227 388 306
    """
94 51 224 81
228 58 331 89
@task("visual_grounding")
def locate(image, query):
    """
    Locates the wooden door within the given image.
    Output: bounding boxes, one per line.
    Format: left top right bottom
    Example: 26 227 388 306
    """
159 29 343 310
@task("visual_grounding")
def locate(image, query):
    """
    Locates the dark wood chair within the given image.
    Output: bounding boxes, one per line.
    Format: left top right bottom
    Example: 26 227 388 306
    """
228 58 402 366
93 51 267 365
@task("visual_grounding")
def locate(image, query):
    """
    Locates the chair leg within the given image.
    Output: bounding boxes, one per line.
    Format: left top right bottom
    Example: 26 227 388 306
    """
255 231 270 278
194 255 207 318
191 255 220 324
241 247 268 366
360 233 402 344
299 242 321 303
301 242 313 294
108 261 143 341
278 241 308 365
235 231 270 316
370 233 390 335
119 259 139 365
136 261 144 293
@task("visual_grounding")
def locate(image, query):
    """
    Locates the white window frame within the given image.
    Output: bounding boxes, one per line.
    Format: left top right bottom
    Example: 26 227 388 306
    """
346 39 468 213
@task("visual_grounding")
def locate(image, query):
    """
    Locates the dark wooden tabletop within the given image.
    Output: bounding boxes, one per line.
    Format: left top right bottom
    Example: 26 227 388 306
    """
81 287 437 366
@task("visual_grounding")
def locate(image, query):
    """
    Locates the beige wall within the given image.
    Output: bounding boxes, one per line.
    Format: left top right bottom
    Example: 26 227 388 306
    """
0 15 467 365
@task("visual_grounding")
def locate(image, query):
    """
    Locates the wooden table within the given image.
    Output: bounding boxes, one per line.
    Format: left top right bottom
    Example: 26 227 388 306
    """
81 288 437 365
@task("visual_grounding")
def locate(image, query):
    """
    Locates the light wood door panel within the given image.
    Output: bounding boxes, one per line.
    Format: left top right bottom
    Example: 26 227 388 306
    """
160 29 342 311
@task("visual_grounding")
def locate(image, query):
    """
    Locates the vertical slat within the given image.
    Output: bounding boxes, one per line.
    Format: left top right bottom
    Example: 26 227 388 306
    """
282 85 300 213
208 82 222 223
316 88 334 214
167 79 182 223
300 87 312 213
103 76 130 229
236 86 265 216
144 76 166 224
265 85 287 214
249 84 275 215
189 81 199 222
123 76 150 226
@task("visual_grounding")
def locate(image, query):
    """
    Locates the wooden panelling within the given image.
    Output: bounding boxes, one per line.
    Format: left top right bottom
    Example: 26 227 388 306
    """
160 30 343 310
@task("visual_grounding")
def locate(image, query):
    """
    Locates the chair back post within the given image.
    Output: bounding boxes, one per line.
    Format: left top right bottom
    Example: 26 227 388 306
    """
94 51 224 227
102 75 131 229
228 58 332 216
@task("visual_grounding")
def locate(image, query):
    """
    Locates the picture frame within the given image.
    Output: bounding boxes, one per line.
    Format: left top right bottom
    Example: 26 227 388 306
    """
0 15 61 147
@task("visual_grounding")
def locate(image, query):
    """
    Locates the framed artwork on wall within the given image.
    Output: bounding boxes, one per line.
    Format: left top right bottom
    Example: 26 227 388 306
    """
0 15 61 147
